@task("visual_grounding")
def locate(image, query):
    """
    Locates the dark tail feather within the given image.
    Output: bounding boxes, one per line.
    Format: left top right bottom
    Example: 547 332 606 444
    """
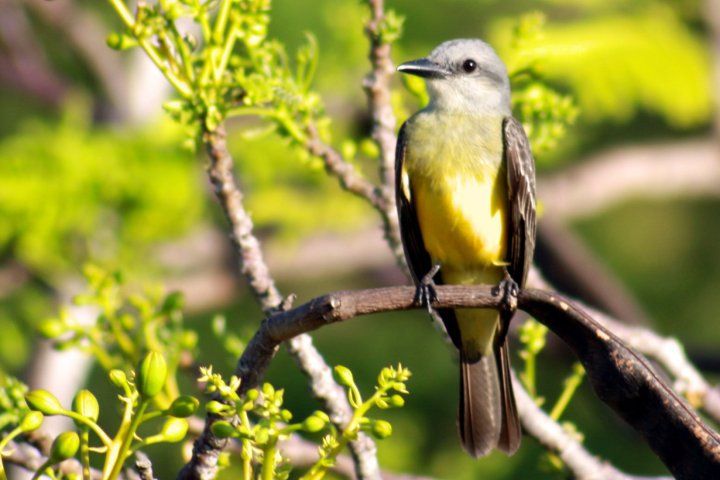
496 341 521 455
458 351 502 458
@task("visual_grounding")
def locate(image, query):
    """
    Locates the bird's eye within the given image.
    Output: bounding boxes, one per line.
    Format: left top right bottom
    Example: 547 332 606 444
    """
462 59 477 73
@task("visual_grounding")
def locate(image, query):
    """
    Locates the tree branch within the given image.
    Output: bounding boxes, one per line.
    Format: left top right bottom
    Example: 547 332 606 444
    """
512 375 670 480
234 284 720 479
363 0 404 265
538 139 720 220
179 126 379 480
528 268 720 425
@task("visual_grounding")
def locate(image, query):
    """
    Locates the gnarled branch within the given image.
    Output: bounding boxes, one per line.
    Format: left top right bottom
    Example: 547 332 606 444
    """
236 284 720 479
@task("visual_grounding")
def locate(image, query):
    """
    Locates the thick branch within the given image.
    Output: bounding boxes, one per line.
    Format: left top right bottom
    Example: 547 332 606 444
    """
180 127 379 480
538 139 720 220
528 268 720 425
238 284 720 479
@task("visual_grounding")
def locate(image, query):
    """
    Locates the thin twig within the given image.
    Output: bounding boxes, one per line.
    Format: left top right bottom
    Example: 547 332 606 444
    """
363 0 404 265
179 126 380 480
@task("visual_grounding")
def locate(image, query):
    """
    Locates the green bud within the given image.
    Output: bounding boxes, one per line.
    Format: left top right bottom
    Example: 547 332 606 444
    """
50 431 80 462
160 418 189 443
371 420 392 439
73 390 99 423
38 319 66 339
245 389 259 401
109 369 127 388
206 400 227 415
211 421 236 438
26 390 64 415
333 365 355 388
280 409 293 422
19 411 44 432
388 395 405 407
137 351 167 398
106 32 137 51
254 428 269 445
168 395 199 418
302 414 326 433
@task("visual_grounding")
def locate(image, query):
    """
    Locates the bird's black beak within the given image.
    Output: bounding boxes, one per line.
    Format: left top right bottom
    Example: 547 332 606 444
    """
397 58 451 79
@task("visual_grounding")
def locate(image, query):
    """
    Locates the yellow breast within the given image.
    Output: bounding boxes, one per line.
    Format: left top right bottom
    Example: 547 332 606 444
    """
404 111 508 281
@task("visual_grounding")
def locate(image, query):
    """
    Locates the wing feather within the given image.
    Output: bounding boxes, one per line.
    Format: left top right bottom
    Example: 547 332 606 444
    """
503 117 537 288
395 122 462 348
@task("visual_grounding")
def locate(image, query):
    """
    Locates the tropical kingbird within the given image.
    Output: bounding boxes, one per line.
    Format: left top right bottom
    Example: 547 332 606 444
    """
396 39 536 457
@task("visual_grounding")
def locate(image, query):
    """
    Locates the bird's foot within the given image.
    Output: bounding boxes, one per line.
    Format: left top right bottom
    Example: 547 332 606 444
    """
495 273 519 315
414 264 441 314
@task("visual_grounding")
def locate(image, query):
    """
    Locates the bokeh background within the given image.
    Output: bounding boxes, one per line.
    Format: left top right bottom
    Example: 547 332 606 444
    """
2 0 720 478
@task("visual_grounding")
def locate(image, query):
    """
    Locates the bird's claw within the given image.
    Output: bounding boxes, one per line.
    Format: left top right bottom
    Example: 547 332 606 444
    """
495 274 519 315
414 264 441 314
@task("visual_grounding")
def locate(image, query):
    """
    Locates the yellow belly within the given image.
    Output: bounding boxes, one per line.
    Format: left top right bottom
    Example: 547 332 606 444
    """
403 111 508 356
414 172 507 271
413 171 508 356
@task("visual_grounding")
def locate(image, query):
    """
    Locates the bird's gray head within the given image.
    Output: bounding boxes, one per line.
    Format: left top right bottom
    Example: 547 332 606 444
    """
398 39 511 115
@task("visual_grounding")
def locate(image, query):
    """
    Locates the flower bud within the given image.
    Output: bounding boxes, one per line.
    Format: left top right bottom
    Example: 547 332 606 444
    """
38 319 65 339
168 395 199 418
371 420 392 439
50 431 80 462
19 411 44 432
211 421 236 439
302 414 326 433
333 365 354 387
25 390 64 415
160 418 189 443
388 395 405 407
137 351 167 399
206 400 227 415
109 369 127 388
106 33 137 51
73 390 99 423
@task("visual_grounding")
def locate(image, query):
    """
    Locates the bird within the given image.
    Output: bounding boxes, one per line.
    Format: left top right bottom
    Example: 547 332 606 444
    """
395 39 536 457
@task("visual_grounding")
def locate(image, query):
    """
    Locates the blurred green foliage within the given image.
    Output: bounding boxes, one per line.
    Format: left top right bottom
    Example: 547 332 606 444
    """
0 103 202 280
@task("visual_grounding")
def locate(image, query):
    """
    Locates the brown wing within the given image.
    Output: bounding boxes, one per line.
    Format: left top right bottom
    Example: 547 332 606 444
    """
395 122 461 349
493 116 537 455
503 117 537 288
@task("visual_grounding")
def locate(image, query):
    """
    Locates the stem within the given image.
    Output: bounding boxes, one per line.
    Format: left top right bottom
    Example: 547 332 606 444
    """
106 0 192 98
0 426 23 480
240 411 253 480
80 428 91 480
214 0 233 44
524 351 537 398
302 388 386 480
550 364 585 421
30 460 53 480
260 437 278 480
63 411 113 447
107 400 149 480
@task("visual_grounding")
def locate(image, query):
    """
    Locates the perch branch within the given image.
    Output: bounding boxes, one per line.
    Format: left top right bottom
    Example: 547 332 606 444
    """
234 284 720 479
179 126 379 480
